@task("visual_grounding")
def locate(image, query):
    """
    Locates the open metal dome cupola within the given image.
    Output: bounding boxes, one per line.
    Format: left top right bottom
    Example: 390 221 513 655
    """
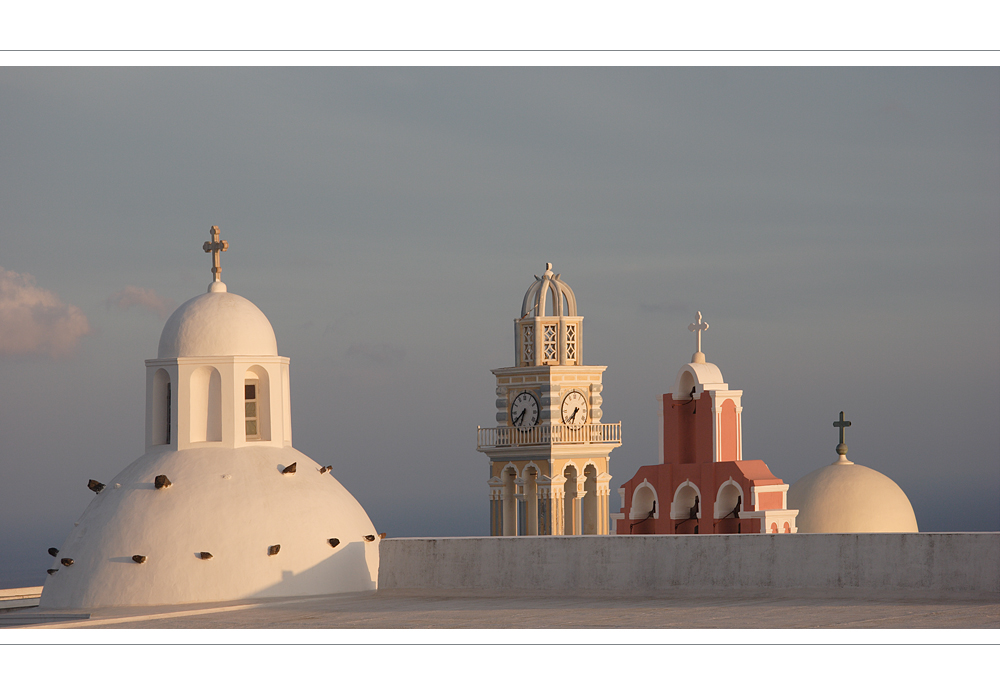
520 262 578 318
515 263 583 367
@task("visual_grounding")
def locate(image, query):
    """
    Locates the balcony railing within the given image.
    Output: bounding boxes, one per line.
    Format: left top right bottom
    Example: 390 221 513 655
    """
477 422 622 449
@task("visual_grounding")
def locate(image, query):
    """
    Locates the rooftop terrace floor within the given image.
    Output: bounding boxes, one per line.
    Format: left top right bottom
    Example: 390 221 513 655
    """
4 589 998 629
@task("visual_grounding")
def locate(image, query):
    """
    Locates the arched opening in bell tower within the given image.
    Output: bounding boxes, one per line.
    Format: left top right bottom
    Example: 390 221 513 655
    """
672 481 701 534
523 465 539 535
582 464 598 534
562 464 579 535
629 481 658 534
502 466 518 536
714 479 743 534
152 369 171 446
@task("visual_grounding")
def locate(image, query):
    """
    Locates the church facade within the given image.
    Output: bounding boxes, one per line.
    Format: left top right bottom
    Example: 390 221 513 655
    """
477 264 621 536
612 313 798 535
40 228 380 608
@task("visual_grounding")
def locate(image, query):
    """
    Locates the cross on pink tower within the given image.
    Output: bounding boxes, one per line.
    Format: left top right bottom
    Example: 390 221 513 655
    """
203 226 229 283
688 311 709 362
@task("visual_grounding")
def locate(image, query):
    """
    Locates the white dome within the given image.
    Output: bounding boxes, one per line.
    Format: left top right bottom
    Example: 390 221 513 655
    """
788 458 919 533
158 289 278 358
40 447 379 608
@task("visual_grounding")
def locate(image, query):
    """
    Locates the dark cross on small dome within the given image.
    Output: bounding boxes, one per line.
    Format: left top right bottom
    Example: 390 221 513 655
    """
203 226 229 283
834 411 852 456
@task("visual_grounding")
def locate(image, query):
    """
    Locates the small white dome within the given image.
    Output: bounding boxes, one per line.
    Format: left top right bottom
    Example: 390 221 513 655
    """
788 458 919 533
520 262 578 318
40 447 379 608
158 290 278 358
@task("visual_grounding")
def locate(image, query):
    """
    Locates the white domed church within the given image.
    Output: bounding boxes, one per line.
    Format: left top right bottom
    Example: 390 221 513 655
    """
788 412 919 533
40 228 379 609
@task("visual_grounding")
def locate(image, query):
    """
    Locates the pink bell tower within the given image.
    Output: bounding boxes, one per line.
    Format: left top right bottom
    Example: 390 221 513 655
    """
612 311 798 535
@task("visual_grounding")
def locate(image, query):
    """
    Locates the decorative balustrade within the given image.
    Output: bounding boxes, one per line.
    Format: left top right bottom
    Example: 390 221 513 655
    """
477 422 621 449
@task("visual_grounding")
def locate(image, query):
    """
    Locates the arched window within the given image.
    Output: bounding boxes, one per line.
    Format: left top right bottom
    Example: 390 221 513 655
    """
523 465 539 536
563 464 579 535
245 366 270 441
582 464 598 534
502 466 518 536
152 369 171 446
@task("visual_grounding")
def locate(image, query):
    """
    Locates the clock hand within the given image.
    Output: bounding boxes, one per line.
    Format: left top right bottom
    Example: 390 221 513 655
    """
570 406 580 422
513 409 525 426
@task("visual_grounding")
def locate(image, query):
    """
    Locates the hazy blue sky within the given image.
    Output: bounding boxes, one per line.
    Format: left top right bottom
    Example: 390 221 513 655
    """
1 67 997 588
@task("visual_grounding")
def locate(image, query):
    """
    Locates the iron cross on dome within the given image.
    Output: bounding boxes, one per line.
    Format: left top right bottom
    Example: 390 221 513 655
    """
834 411 852 455
203 226 229 283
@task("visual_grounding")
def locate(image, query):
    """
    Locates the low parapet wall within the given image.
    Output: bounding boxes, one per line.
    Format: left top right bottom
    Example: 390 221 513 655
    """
379 534 999 598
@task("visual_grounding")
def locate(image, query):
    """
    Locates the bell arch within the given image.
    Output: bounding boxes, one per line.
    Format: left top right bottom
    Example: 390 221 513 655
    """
714 478 743 534
672 480 701 534
714 479 743 519
671 480 701 519
629 480 658 534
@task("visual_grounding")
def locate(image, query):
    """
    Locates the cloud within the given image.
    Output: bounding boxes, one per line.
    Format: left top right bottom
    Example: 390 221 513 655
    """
346 342 405 365
106 285 174 321
0 267 91 358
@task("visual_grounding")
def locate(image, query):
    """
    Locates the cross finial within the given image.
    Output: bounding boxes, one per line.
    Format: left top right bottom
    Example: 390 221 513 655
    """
203 226 229 289
833 411 852 456
688 311 709 363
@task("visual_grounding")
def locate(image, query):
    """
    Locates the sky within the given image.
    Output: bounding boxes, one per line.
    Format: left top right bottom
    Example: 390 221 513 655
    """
0 67 997 588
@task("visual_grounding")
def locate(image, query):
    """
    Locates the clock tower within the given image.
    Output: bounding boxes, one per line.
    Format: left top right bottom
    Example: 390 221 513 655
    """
477 263 621 536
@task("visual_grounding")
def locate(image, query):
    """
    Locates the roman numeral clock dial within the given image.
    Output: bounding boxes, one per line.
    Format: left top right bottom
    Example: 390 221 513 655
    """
510 391 539 431
561 390 589 429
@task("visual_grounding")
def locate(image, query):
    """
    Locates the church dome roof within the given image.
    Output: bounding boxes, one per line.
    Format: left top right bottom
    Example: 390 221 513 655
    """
158 287 278 358
787 457 919 533
40 447 379 608
520 262 578 318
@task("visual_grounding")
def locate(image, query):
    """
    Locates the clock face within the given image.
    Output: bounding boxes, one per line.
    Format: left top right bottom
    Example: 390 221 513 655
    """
561 390 589 429
510 391 539 431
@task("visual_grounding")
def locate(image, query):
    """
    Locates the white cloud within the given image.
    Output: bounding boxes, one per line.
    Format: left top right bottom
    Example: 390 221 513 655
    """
0 267 91 358
106 285 174 321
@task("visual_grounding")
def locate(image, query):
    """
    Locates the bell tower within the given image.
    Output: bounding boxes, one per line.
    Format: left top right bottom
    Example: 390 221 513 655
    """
477 263 622 536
